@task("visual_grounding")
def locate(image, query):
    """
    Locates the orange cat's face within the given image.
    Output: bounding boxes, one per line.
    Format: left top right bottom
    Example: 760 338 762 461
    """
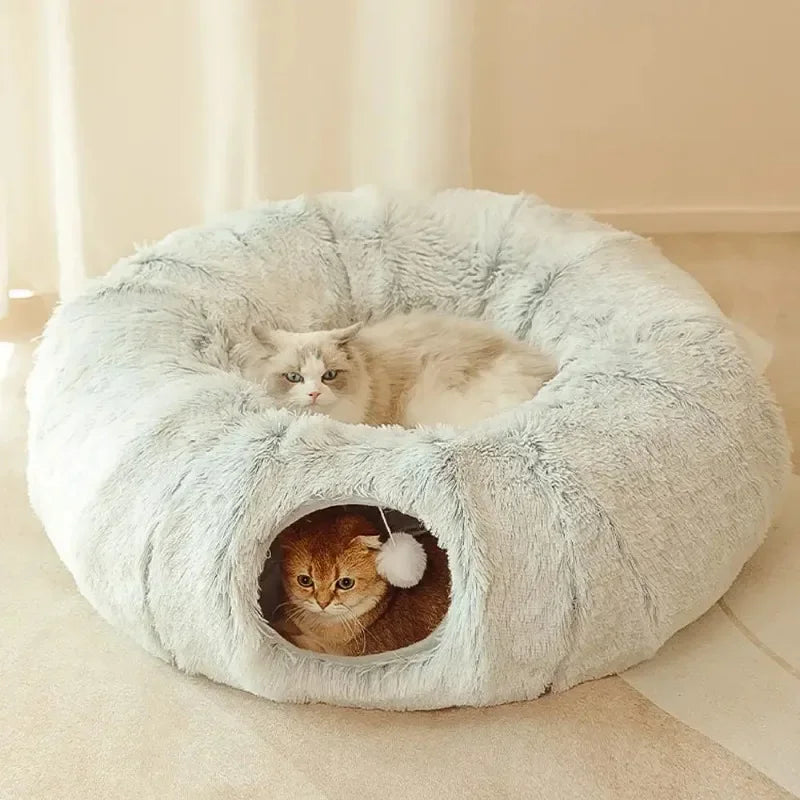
279 511 390 621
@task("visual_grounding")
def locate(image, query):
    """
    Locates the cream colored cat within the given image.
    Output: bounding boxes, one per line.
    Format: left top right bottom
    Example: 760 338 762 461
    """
238 310 555 427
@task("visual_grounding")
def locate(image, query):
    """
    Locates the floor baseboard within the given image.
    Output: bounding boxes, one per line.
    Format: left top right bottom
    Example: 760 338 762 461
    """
584 207 800 234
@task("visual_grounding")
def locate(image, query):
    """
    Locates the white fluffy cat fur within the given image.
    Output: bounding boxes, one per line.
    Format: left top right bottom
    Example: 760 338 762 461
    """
238 311 555 427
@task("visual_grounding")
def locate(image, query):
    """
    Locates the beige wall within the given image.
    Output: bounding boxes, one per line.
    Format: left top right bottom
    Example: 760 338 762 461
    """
6 0 800 301
472 0 800 229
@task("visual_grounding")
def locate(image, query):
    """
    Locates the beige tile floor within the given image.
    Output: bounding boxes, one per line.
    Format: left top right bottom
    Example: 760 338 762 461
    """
2 234 799 799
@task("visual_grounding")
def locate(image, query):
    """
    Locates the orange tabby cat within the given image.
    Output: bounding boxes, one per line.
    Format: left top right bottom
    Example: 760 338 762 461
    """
270 508 450 656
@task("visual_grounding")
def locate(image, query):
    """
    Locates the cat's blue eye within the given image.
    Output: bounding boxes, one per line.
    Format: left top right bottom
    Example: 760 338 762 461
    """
335 577 355 590
321 369 338 382
284 372 304 384
297 574 313 587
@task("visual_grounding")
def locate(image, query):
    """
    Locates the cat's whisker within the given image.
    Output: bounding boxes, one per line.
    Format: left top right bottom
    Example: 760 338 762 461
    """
280 605 308 630
341 607 368 655
334 607 358 644
270 600 295 618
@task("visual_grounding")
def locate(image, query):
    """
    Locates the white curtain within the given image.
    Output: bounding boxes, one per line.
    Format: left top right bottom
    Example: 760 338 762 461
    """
1 0 475 316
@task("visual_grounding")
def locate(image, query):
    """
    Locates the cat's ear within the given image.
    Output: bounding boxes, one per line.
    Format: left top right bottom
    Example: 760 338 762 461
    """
252 324 278 352
357 535 382 550
331 321 363 345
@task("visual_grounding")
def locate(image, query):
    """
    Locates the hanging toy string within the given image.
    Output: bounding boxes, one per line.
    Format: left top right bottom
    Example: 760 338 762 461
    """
377 506 395 543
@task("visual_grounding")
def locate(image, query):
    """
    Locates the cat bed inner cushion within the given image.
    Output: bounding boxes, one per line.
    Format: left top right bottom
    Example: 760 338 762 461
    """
26 188 790 710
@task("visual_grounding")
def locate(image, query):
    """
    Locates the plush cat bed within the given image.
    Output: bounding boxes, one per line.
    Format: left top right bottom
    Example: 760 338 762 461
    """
26 188 789 710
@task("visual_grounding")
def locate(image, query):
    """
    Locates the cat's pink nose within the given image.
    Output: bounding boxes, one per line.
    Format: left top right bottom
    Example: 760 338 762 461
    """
308 390 321 401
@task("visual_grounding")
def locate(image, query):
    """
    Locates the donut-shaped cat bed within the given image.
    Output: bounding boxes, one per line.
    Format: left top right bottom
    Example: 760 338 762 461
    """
26 188 789 710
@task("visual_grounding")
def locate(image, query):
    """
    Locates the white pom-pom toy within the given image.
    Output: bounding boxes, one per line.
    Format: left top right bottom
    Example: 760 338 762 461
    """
375 532 428 588
373 507 427 588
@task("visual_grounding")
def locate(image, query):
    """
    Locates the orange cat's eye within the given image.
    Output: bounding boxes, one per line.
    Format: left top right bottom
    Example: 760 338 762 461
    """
335 577 355 590
297 574 313 587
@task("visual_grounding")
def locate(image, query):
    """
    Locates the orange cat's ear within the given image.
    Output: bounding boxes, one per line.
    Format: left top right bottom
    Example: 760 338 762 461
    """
357 535 382 550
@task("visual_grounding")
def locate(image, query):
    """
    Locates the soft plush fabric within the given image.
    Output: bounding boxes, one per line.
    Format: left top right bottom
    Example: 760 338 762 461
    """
26 188 790 710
